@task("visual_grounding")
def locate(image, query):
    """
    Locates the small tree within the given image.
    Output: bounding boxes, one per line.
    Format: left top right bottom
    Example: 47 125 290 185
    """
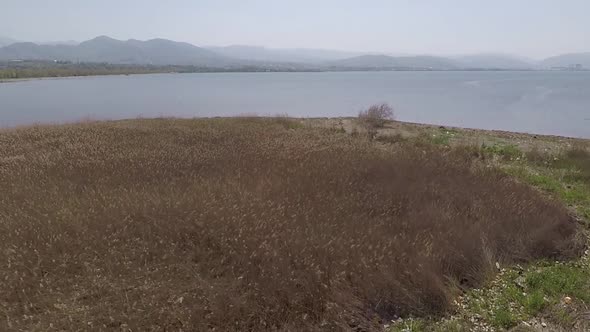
358 103 395 139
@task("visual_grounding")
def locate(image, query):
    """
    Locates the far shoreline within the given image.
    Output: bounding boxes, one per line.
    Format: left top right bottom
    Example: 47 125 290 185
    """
2 68 586 83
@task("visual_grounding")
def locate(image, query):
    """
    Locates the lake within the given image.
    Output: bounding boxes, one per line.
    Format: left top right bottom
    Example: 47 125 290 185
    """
1 71 589 138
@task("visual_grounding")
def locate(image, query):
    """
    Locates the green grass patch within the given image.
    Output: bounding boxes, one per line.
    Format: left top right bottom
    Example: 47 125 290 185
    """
491 304 519 329
513 169 563 193
523 290 546 315
460 260 590 330
431 134 451 146
388 317 471 332
389 318 426 332
420 128 459 146
525 263 590 303
432 319 469 332
481 143 523 161
503 146 590 224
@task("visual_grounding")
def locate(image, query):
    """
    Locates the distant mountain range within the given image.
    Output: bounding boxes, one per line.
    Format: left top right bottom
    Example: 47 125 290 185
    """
0 37 79 47
37 40 79 46
206 45 363 64
1 36 589 70
452 54 535 70
326 54 459 70
541 53 590 68
0 36 234 66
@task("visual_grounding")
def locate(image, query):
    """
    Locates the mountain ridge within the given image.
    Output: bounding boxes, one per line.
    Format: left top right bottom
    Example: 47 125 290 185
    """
541 52 590 68
206 45 364 63
326 54 459 70
1 36 589 70
0 36 233 66
452 54 534 69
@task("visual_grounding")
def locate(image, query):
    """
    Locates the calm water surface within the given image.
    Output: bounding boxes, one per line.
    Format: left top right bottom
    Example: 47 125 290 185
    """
1 71 589 138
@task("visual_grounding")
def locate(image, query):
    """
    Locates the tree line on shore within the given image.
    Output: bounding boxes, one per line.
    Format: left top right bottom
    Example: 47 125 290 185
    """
0 61 308 79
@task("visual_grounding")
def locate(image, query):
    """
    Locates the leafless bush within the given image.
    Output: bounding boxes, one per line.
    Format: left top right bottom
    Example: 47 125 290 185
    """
0 118 581 331
358 103 395 138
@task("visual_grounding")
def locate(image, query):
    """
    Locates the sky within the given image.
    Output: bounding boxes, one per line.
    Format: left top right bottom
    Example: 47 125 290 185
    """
2 0 589 59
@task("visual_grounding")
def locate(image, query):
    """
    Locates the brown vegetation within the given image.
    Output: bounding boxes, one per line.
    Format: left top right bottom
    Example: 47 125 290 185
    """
358 103 395 139
0 118 582 331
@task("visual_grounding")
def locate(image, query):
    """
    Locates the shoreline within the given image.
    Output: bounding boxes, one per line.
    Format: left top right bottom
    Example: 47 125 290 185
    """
0 72 162 83
2 68 587 83
2 117 589 143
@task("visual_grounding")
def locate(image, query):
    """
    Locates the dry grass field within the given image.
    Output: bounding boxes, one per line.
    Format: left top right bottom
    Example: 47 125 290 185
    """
0 118 585 331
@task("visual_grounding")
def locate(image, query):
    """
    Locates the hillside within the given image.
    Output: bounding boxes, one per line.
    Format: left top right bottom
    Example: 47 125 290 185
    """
329 53 537 70
1 36 589 71
327 54 459 70
454 54 534 69
0 36 233 66
541 52 590 68
207 45 363 63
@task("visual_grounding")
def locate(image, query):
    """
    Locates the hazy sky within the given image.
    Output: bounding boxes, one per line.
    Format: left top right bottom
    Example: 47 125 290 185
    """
2 0 589 59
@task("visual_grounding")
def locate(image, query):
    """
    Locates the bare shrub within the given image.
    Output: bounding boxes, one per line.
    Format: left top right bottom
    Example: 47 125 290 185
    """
358 103 395 136
0 119 581 331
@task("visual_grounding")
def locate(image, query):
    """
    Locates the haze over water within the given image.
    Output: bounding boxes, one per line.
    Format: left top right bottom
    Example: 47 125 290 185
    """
1 71 589 138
